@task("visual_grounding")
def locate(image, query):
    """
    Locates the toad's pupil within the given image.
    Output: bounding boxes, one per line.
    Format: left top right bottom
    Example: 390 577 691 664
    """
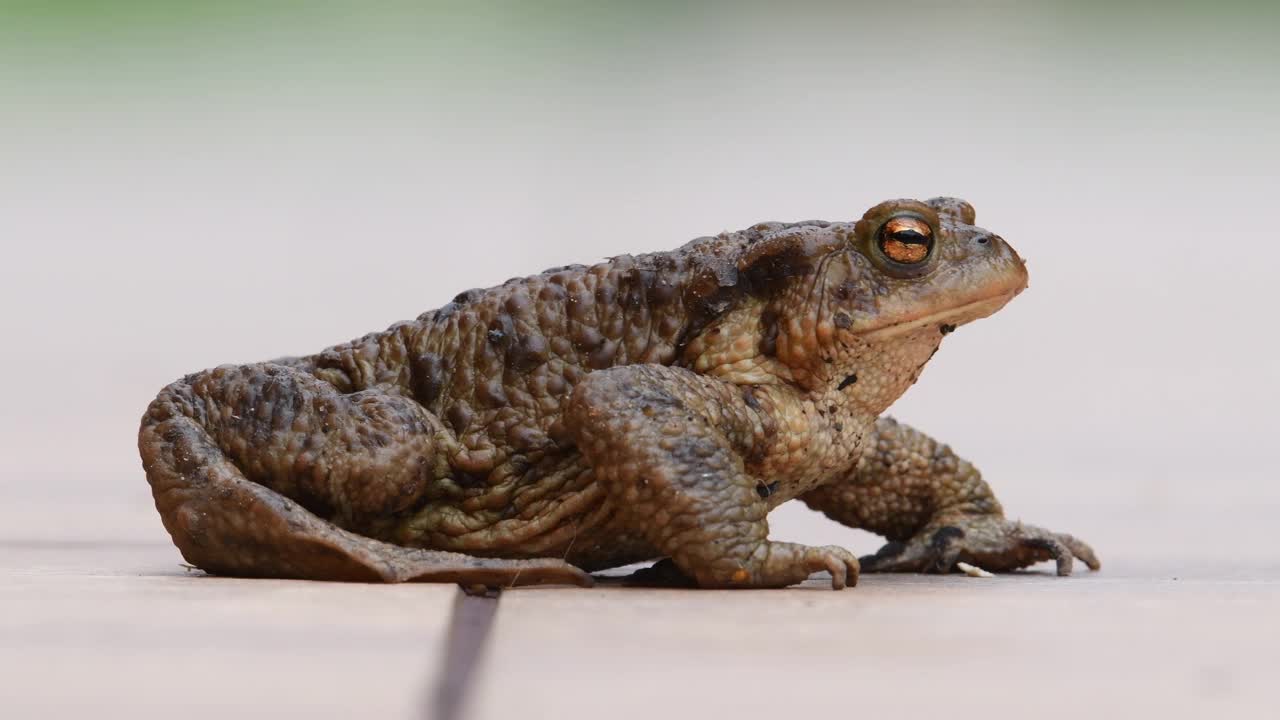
882 229 930 264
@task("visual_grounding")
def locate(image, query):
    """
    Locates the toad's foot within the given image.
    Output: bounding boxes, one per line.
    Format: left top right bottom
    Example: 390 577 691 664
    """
622 546 860 590
860 517 1100 576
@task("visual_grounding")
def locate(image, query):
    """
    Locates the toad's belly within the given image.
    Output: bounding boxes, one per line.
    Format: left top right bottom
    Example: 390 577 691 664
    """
368 433 853 572
363 450 658 571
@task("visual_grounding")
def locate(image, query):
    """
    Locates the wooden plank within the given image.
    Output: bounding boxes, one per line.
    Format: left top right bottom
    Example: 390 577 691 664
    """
466 561 1280 720
5 501 1278 720
0 542 458 720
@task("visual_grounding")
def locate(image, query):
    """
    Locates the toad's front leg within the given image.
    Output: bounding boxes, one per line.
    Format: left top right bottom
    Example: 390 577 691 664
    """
565 365 859 590
802 417 1100 576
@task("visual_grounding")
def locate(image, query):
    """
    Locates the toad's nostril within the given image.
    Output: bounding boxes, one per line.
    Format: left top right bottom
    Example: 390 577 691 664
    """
977 236 989 245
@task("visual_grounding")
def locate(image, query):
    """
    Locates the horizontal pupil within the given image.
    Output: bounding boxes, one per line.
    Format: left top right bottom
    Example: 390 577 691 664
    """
890 229 929 245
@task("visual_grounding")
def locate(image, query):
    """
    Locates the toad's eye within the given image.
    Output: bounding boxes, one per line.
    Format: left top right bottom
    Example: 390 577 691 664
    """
878 216 934 265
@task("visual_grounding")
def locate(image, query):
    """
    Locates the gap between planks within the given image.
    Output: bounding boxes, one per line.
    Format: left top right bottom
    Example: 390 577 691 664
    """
429 587 501 720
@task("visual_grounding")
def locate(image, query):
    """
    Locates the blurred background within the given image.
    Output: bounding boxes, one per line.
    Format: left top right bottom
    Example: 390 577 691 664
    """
1 0 1277 564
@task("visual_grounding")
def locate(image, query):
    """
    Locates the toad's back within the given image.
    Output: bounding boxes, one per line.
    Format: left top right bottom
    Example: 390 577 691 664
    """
288 226 801 474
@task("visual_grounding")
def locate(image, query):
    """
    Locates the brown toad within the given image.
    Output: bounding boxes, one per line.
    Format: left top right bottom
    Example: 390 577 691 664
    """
139 197 1098 589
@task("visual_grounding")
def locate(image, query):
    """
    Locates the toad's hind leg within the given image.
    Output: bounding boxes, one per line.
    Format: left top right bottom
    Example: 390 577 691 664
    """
138 364 590 587
565 365 859 590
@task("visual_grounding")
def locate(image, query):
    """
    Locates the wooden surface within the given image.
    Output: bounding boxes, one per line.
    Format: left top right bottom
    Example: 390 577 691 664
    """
2 491 1277 720
1 542 457 719
470 564 1279 720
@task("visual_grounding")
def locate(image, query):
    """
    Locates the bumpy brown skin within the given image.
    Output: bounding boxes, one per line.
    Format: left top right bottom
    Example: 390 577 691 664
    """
139 197 1099 589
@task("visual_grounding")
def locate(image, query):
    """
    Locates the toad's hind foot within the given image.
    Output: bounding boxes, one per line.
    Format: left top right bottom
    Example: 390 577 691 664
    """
860 515 1100 577
140 410 592 588
621 546 860 590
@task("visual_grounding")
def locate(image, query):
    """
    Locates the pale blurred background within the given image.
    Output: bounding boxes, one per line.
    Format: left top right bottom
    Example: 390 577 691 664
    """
1 0 1277 564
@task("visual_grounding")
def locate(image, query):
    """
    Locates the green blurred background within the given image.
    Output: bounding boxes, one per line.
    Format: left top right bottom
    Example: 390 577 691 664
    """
1 1 1277 556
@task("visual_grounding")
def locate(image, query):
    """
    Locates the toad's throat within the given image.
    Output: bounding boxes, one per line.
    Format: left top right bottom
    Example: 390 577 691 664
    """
859 291 1020 340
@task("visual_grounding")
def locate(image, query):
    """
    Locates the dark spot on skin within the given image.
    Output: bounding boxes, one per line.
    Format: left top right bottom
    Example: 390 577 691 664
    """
574 326 604 351
506 334 548 372
680 262 740 341
453 471 487 490
833 422 843 432
588 340 618 369
628 267 654 293
548 336 573 359
875 540 906 558
742 387 762 411
940 323 957 335
647 278 678 305
833 312 852 329
755 481 779 498
446 402 473 432
758 309 779 357
312 348 346 371
567 291 594 320
293 483 335 520
617 267 646 309
538 284 568 303
504 294 531 314
1022 538 1060 555
837 373 857 391
410 353 447 406
738 233 820 294
977 236 989 245
452 289 482 306
546 420 573 448
487 314 516 346
684 262 738 306
867 541 907 564
479 379 509 407
930 526 965 552
507 424 545 451
545 374 566 396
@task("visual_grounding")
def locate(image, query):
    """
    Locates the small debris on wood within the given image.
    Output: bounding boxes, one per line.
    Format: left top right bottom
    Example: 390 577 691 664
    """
956 562 994 578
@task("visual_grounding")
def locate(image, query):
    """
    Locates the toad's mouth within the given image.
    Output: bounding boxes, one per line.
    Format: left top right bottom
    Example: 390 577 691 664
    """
859 290 1022 341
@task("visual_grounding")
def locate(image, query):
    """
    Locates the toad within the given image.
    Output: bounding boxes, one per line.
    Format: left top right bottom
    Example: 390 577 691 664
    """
139 197 1099 589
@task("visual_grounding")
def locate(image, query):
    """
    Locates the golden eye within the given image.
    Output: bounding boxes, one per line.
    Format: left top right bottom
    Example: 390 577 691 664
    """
878 216 934 265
